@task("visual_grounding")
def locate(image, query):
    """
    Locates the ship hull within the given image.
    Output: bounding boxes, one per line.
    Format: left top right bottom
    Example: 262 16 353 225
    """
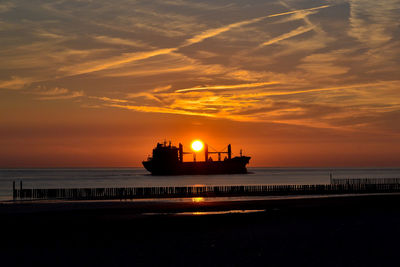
143 157 250 175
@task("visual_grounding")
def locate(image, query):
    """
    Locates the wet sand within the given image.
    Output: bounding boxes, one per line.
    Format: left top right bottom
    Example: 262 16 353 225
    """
1 194 400 266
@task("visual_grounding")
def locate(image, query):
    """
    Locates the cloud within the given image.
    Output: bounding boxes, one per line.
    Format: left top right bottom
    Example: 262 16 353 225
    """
0 2 15 13
260 25 315 47
126 92 163 103
298 50 351 77
182 17 266 47
34 29 64 40
105 103 216 118
89 96 128 103
2 0 399 135
105 64 197 77
348 0 400 48
272 9 319 24
0 76 33 90
59 48 176 75
89 79 400 132
298 63 349 76
183 5 330 47
36 90 84 100
160 0 235 10
152 85 172 92
175 82 279 92
34 87 69 96
125 85 172 103
58 4 331 77
347 0 400 73
93 36 148 48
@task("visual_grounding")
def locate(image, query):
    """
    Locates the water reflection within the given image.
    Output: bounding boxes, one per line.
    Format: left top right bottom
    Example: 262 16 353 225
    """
184 209 266 215
192 197 205 203
142 209 266 216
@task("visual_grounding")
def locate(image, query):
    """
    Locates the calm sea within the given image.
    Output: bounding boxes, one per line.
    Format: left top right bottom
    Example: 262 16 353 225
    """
1 167 400 201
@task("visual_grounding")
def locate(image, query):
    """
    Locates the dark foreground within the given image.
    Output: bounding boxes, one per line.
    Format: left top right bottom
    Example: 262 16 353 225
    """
1 194 400 266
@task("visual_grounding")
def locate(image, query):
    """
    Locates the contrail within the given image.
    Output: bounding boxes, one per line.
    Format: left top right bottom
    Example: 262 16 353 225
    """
61 5 330 76
260 25 315 47
182 5 330 47
175 82 279 93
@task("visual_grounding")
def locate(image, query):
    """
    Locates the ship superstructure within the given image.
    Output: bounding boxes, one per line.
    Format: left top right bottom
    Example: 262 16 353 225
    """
142 141 250 175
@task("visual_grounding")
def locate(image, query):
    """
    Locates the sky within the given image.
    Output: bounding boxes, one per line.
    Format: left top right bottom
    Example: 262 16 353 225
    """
0 0 399 167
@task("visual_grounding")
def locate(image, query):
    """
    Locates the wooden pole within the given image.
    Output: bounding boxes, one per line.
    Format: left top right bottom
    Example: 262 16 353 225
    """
12 181 15 201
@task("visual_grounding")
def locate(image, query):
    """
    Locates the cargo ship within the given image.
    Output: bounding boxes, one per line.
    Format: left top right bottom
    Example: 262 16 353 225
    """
142 141 250 175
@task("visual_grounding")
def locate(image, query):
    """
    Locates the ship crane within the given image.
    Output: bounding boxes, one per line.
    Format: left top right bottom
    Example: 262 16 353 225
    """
206 144 232 162
179 143 232 162
178 143 193 162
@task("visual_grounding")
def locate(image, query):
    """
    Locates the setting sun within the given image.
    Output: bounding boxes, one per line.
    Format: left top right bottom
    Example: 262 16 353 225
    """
191 140 204 152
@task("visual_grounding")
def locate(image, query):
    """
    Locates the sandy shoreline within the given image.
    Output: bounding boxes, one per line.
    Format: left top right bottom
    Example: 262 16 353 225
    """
2 193 400 266
2 192 400 214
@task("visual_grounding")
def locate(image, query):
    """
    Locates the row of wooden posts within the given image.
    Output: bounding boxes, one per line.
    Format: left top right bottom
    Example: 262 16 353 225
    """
12 179 400 201
331 178 400 185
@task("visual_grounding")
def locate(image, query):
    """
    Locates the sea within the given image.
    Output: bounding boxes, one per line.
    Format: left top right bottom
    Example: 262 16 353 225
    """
1 167 400 201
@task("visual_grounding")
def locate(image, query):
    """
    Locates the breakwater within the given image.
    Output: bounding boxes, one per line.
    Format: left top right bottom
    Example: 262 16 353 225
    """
331 178 400 185
12 180 400 201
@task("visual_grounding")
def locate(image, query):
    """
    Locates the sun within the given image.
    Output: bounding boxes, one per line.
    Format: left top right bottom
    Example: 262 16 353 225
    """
191 140 204 152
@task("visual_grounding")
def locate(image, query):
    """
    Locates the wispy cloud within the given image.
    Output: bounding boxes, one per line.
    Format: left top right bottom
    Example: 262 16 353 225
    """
348 0 400 72
58 4 331 77
183 5 330 47
37 91 84 100
159 0 235 10
1 0 399 135
90 79 400 132
175 82 279 92
0 76 34 90
105 103 216 118
34 87 69 96
348 0 399 48
298 51 350 76
33 87 85 100
93 36 148 48
0 2 15 13
59 48 176 75
89 96 128 103
260 25 314 47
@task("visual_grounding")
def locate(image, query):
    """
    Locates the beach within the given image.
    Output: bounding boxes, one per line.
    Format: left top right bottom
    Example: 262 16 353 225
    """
2 194 400 266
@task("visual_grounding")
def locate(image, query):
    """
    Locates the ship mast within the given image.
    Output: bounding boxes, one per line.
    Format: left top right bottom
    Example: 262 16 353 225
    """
179 143 183 163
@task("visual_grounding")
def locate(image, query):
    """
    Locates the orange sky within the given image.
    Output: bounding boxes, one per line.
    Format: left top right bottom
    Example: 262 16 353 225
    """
0 0 399 167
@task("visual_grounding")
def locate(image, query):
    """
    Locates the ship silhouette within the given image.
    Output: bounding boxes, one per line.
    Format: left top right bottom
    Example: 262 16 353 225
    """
143 141 250 175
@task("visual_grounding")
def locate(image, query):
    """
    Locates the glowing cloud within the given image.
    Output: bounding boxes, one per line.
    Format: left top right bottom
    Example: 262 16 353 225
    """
175 82 279 92
183 5 330 47
57 4 331 76
260 25 315 47
0 76 34 90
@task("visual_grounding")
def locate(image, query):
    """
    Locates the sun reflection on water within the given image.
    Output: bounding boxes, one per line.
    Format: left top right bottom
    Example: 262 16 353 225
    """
183 210 265 215
192 197 205 203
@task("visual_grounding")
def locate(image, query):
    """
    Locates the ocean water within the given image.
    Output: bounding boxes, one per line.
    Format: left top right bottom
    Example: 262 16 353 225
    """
1 167 400 201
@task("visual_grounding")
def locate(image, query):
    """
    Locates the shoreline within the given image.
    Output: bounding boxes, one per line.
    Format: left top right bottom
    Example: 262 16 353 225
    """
2 192 400 215
2 193 400 266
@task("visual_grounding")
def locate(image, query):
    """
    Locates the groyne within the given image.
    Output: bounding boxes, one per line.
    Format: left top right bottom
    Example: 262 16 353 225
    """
12 179 400 201
331 178 400 185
